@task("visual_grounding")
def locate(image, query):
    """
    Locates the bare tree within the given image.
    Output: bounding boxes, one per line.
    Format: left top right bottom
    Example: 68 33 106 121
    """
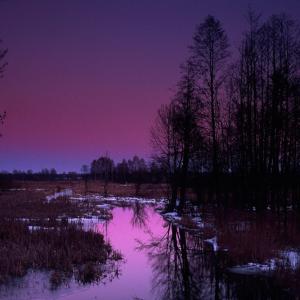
151 102 181 209
191 15 230 175
231 12 300 176
151 61 202 212
173 61 202 211
115 159 129 183
81 164 90 194
128 155 148 196
91 155 114 196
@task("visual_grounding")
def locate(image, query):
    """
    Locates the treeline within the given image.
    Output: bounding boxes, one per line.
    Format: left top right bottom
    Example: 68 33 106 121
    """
89 155 164 183
0 169 80 181
0 155 165 184
151 12 300 210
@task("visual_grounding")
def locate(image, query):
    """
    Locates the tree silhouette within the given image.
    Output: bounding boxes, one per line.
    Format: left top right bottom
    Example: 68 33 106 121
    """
0 39 7 137
191 15 230 175
152 61 202 211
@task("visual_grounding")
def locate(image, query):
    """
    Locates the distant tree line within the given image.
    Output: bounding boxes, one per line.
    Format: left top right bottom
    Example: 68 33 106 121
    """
90 155 164 184
0 155 166 184
151 12 300 210
0 168 80 182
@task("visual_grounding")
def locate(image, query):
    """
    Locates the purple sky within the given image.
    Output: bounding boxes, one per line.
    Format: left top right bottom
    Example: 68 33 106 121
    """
0 0 299 172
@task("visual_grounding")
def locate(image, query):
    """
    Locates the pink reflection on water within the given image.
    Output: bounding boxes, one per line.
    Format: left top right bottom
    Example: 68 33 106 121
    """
65 206 166 300
0 206 166 300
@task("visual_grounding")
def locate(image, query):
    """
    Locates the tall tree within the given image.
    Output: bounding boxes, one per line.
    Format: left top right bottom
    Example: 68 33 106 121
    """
191 15 230 175
173 61 202 211
151 102 181 209
151 61 202 211
231 13 300 175
90 155 114 196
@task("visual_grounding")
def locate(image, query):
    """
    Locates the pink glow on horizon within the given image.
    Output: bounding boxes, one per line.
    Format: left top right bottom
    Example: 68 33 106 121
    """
0 1 299 171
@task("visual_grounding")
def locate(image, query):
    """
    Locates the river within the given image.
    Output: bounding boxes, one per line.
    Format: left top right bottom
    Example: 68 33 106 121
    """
0 204 296 299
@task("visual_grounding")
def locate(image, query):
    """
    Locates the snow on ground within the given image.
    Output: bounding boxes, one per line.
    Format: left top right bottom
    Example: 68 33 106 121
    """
62 216 108 231
103 196 158 204
280 250 300 270
97 204 111 209
228 260 276 275
17 217 50 222
161 211 204 231
228 250 300 275
46 189 73 202
28 225 55 231
192 217 204 228
204 236 219 252
163 212 181 221
69 194 165 206
69 196 88 201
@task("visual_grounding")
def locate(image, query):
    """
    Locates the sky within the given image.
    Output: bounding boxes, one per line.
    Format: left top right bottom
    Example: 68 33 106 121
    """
0 0 299 172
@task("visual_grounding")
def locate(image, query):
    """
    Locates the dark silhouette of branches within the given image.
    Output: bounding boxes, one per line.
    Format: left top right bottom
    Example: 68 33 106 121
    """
151 61 202 211
191 15 230 175
0 39 7 137
151 11 300 209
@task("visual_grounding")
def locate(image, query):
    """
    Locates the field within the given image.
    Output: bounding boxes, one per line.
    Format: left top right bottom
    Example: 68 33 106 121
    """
9 180 169 199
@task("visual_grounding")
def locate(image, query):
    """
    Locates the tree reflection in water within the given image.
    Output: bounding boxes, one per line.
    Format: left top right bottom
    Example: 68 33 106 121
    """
136 216 294 300
131 201 149 229
137 222 217 299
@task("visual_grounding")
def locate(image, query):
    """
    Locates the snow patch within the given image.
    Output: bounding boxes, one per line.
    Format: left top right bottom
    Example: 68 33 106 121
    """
163 212 181 221
205 236 218 252
192 217 204 228
280 250 300 270
97 204 111 209
228 261 276 275
57 216 108 231
104 196 158 204
70 196 86 201
28 225 55 231
46 189 73 202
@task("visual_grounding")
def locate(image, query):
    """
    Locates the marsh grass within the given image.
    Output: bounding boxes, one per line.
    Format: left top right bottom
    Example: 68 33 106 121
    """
0 219 122 284
0 190 112 220
6 180 168 199
212 209 300 265
0 189 121 286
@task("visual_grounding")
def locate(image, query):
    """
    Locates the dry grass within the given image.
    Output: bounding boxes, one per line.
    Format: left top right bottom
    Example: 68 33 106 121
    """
10 180 169 199
0 189 111 221
205 208 300 266
0 218 121 285
0 187 121 286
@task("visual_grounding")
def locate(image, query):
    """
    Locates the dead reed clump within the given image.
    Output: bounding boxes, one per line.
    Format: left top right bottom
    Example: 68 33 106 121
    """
0 219 122 286
211 209 300 267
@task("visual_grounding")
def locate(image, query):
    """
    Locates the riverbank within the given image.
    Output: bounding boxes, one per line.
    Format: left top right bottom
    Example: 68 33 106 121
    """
1 181 300 298
0 188 122 287
4 180 169 199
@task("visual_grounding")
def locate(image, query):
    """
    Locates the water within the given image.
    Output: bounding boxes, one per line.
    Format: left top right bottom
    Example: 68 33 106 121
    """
0 206 164 300
0 204 297 300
